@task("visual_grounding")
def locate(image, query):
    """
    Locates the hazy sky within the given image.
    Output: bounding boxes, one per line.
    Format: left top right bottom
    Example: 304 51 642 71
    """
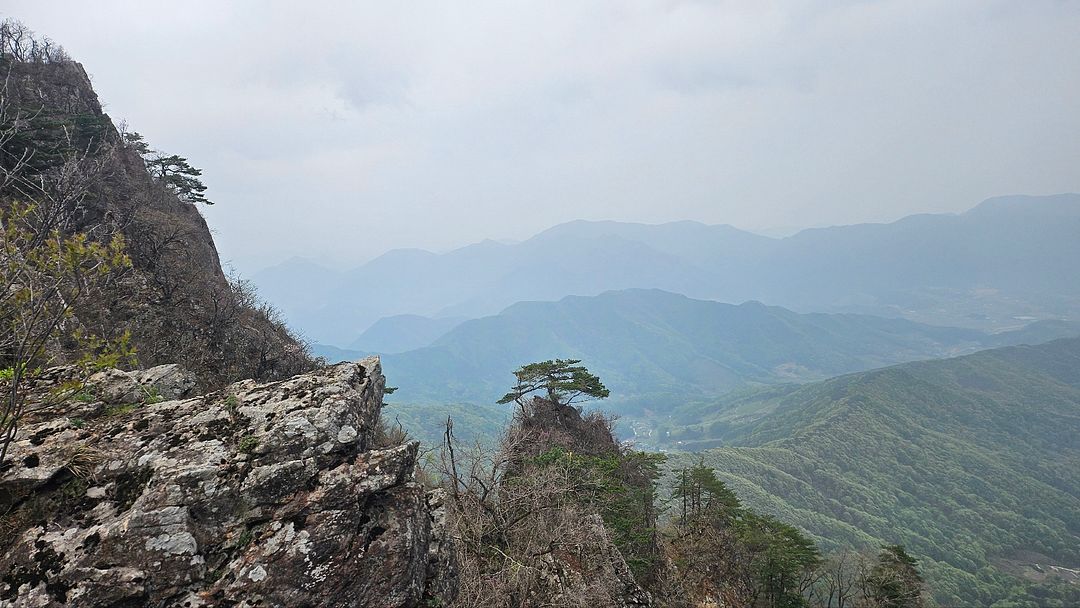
6 1 1079 273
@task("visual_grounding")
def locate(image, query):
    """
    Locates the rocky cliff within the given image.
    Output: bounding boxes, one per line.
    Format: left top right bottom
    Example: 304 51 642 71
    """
0 357 456 606
3 25 658 608
1 46 313 388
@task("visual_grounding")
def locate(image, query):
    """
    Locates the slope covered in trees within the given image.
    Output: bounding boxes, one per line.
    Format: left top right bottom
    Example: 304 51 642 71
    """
372 289 1077 410
663 338 1080 606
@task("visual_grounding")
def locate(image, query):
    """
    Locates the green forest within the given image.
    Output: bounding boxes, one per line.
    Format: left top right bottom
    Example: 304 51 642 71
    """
662 339 1080 605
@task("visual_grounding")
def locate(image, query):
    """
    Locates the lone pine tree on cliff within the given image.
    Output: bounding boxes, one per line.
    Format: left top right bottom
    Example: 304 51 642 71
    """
497 358 609 412
123 131 213 205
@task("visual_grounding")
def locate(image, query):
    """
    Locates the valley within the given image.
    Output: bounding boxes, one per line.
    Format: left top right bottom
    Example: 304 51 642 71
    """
3 9 1079 607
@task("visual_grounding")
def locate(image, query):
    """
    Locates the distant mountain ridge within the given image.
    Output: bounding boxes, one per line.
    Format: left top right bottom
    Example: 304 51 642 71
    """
348 289 1079 408
256 194 1080 344
349 314 465 353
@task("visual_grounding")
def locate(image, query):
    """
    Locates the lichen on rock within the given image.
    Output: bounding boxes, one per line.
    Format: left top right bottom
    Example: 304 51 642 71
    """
0 357 457 607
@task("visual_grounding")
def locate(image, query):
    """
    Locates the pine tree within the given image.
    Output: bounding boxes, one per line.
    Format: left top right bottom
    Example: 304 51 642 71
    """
123 131 212 205
865 545 925 608
497 358 609 409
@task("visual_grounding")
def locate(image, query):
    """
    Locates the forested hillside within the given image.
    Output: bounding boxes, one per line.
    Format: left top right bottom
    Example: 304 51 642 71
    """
664 338 1080 605
372 289 1076 410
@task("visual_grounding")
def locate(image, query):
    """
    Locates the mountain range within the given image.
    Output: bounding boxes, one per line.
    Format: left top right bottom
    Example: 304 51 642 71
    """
663 337 1080 605
325 289 1079 412
9 20 1077 608
350 314 466 354
257 194 1080 346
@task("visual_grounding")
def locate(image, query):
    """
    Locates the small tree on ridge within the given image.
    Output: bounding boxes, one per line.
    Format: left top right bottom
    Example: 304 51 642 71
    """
497 358 609 412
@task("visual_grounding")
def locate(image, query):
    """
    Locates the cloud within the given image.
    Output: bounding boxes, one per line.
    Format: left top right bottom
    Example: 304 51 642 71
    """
5 0 1079 273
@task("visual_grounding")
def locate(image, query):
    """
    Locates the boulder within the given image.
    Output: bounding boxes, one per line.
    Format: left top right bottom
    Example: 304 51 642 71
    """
86 368 144 405
131 364 198 400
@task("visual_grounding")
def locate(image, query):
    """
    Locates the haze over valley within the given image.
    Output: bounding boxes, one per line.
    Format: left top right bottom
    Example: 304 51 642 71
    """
266 193 1080 349
2 4 1079 607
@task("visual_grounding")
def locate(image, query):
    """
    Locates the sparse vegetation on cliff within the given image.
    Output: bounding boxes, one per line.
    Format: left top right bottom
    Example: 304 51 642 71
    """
0 18 315 392
437 361 934 607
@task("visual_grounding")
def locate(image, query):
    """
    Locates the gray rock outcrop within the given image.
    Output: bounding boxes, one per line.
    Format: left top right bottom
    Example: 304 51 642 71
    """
0 357 456 607
532 513 653 607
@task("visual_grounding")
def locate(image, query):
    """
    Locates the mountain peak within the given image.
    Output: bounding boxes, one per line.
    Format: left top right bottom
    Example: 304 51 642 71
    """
965 193 1080 217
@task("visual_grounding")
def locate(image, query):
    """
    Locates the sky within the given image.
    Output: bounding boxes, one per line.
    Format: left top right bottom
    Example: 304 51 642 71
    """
5 1 1080 274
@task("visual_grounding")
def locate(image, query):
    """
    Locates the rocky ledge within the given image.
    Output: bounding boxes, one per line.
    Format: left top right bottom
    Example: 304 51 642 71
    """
0 358 456 607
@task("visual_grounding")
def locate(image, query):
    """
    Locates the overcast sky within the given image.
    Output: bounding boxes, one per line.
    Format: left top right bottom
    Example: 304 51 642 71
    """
6 1 1079 273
